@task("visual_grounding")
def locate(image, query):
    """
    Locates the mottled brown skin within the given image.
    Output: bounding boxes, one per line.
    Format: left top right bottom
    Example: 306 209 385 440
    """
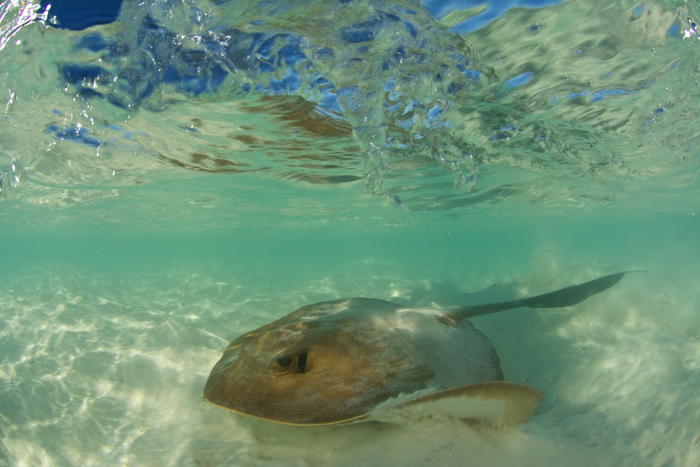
204 272 629 426
203 299 455 425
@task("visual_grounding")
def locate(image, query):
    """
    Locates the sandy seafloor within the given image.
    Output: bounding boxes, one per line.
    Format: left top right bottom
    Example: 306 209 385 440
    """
1 214 698 467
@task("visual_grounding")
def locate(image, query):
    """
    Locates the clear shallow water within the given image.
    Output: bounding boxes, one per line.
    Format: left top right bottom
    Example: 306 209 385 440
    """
0 0 699 466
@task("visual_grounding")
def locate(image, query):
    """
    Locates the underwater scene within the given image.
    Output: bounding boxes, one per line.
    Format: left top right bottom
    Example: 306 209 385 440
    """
0 0 699 465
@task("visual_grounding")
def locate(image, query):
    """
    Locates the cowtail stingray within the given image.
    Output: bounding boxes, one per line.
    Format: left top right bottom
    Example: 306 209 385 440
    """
204 272 628 427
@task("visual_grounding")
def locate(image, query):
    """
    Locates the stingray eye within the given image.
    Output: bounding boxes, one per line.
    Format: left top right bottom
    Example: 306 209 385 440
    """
297 352 308 373
277 356 293 368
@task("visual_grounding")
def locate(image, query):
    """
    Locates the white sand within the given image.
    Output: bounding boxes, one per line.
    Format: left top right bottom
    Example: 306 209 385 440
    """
0 234 698 467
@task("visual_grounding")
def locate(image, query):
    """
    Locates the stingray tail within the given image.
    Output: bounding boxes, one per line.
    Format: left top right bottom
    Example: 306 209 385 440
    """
448 271 638 320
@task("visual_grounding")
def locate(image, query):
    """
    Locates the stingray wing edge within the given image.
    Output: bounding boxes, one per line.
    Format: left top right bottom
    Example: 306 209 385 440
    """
365 381 544 428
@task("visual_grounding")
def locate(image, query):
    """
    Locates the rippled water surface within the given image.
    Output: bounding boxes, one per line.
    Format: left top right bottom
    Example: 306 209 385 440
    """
0 0 698 466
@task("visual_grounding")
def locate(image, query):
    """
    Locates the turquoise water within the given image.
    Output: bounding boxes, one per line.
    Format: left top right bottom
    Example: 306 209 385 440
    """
1 0 699 466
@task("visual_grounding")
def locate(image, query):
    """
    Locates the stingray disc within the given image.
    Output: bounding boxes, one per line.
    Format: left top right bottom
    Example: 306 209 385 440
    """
203 272 628 427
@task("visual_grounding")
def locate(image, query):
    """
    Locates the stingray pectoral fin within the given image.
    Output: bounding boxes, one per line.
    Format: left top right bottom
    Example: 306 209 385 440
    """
369 382 544 428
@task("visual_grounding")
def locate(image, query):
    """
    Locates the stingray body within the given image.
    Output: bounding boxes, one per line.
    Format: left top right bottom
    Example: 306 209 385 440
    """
204 272 628 427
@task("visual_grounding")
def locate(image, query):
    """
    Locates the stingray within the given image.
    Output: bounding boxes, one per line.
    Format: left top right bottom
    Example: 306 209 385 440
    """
204 272 628 427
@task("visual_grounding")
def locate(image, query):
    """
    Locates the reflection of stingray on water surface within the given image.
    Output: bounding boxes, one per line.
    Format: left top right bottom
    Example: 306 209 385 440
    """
204 272 628 427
